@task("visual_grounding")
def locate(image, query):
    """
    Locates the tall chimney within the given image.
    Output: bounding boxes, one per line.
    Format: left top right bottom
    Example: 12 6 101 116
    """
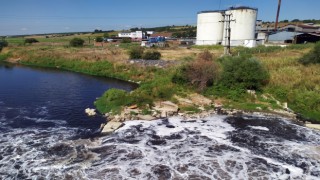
275 0 282 31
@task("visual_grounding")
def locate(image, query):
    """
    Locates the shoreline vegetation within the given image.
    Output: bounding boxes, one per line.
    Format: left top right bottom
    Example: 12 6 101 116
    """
1 37 320 129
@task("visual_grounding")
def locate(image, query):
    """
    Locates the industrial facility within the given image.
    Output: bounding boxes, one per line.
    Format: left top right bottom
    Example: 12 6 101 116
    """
196 7 258 48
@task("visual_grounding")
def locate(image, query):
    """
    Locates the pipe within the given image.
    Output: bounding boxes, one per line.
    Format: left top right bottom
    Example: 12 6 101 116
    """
275 0 282 31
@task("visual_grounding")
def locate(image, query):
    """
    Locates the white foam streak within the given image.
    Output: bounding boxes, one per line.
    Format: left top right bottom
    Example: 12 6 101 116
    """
248 125 269 131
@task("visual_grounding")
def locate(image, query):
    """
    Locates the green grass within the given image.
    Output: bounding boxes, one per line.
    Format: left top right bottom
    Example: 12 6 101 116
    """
2 42 320 122
0 53 10 61
6 37 25 45
180 105 201 114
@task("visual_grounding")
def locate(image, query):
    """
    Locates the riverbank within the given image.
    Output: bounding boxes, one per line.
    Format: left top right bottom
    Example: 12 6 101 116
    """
1 43 320 124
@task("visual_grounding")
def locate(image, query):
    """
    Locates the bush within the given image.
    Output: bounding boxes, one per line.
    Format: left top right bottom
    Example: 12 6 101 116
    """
298 42 320 65
129 46 144 59
121 37 132 43
69 38 85 47
95 36 103 42
24 38 38 44
219 56 270 91
172 50 220 91
94 88 132 114
142 50 161 60
0 39 8 52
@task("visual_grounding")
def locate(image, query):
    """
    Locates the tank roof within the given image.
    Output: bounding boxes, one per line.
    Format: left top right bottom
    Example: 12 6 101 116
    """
227 6 258 11
197 10 225 14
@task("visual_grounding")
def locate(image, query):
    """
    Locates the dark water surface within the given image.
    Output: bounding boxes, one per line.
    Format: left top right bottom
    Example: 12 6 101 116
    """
0 62 136 131
0 62 320 179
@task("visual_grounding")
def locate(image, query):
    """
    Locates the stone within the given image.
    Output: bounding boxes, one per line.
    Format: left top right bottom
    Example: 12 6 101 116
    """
189 93 212 106
305 124 320 131
153 101 179 112
85 108 96 116
161 111 167 118
152 111 158 117
128 104 138 109
198 106 205 111
283 102 288 109
137 115 155 121
174 95 193 106
101 122 124 135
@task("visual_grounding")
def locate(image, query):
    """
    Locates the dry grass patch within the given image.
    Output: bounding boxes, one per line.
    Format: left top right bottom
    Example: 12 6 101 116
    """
158 48 222 61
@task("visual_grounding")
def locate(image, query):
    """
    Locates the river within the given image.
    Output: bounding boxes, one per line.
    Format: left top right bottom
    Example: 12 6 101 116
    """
0 62 319 179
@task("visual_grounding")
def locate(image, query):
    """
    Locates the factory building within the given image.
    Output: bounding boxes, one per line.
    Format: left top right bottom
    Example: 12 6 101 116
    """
196 7 258 48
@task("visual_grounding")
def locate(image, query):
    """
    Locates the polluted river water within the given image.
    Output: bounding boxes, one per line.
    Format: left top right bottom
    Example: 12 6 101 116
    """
0 63 319 179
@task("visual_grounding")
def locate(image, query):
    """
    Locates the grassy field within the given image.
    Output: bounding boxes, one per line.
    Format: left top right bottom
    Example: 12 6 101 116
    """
1 36 319 122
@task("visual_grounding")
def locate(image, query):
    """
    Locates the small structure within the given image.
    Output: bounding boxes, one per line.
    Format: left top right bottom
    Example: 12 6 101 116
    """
118 31 145 40
150 32 172 39
268 31 302 44
294 32 320 44
256 32 267 45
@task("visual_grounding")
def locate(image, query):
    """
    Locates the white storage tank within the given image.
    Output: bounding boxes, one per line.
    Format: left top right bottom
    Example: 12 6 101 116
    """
223 7 258 47
196 11 225 45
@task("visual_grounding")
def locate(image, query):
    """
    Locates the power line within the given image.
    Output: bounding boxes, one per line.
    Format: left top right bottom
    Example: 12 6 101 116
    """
220 13 236 55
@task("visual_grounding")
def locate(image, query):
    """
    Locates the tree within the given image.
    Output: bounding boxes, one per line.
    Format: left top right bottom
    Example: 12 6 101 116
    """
291 19 300 22
69 38 85 47
94 29 102 33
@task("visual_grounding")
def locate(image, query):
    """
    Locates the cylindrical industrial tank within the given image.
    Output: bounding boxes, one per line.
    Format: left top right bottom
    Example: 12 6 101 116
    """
223 7 258 47
196 11 225 45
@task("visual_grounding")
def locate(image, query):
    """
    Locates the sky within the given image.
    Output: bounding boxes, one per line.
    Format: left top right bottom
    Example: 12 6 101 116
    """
1 0 320 36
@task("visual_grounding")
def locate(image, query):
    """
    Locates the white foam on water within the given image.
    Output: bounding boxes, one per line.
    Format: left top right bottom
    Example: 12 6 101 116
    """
24 116 67 125
248 125 269 131
35 106 49 116
0 115 319 179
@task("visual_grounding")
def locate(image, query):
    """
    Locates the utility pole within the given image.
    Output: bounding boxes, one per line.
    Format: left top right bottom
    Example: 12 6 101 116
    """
275 0 282 31
220 13 235 55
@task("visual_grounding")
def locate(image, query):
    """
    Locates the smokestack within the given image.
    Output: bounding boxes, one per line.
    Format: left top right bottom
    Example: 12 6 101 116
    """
275 0 282 31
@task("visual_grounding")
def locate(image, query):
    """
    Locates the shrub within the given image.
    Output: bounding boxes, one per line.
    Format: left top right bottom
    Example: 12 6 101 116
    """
172 50 219 91
196 50 214 61
0 39 8 52
69 38 85 47
95 36 103 42
24 38 38 44
171 65 189 85
138 77 176 100
219 56 270 91
298 42 320 65
129 46 144 59
94 88 132 114
142 50 161 60
121 37 132 43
